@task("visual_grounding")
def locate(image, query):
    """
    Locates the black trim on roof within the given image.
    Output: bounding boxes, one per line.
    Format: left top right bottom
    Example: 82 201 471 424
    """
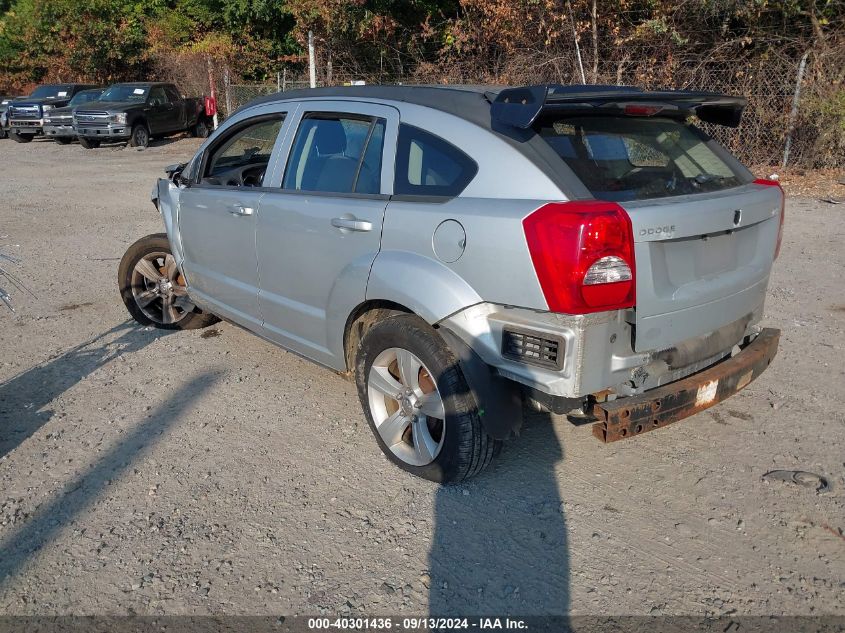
242 83 746 129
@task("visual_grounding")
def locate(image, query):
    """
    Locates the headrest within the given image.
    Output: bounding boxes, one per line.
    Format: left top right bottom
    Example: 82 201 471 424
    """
313 119 346 155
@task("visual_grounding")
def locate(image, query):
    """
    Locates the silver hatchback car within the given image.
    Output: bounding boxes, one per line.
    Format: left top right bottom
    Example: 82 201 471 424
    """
119 84 784 482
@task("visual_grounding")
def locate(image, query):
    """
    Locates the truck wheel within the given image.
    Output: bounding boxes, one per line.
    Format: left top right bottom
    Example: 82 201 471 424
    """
129 124 149 148
10 132 33 143
355 314 499 483
118 233 219 331
78 137 100 149
0 128 7 139
191 119 211 138
55 137 72 145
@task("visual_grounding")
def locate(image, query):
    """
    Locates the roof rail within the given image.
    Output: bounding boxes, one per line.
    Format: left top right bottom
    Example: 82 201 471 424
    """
491 84 747 129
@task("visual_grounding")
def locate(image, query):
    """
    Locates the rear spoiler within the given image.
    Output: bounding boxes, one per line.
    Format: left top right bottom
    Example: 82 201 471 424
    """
489 84 747 129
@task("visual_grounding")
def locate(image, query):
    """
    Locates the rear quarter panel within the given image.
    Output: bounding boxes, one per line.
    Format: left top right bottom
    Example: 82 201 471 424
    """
373 197 552 320
370 104 565 320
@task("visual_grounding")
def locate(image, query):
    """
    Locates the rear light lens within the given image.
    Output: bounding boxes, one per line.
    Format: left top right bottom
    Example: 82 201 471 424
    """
753 178 785 259
523 201 636 314
623 104 663 116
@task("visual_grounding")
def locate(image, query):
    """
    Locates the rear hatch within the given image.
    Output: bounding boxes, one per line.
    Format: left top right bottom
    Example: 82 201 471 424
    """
522 90 782 352
624 183 781 351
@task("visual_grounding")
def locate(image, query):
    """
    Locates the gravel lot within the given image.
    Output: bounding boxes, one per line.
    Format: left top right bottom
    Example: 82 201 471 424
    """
0 137 843 617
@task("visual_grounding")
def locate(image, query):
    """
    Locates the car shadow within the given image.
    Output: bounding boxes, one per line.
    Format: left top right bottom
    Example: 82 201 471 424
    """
428 409 570 618
0 321 172 460
148 134 193 148
71 134 192 151
0 370 217 586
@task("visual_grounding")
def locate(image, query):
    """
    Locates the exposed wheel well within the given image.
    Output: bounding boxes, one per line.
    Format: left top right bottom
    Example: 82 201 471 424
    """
343 300 413 372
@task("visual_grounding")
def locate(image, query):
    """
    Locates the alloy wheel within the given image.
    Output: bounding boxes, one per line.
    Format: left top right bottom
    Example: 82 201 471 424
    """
130 251 194 325
134 126 149 147
367 347 446 466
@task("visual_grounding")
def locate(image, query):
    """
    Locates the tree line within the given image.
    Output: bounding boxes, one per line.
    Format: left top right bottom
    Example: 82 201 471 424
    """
1 0 842 91
1 0 842 167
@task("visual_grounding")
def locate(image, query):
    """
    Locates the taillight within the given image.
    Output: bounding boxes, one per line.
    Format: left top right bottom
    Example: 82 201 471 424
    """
753 178 785 259
523 201 636 314
623 104 663 116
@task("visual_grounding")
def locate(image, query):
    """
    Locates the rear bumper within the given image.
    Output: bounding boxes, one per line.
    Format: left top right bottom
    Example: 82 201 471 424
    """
590 328 780 442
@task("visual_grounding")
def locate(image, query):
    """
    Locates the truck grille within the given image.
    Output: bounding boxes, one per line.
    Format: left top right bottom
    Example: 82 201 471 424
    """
9 105 40 120
74 111 110 128
501 327 564 370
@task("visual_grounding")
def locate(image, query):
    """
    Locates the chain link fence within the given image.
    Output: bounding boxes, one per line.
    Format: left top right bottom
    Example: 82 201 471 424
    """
221 51 840 169
597 57 803 169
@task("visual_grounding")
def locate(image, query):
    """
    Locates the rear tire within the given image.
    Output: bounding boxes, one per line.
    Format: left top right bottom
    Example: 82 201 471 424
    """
129 123 150 148
78 137 100 149
10 132 33 143
355 314 499 483
118 233 219 331
191 119 211 138
55 136 72 145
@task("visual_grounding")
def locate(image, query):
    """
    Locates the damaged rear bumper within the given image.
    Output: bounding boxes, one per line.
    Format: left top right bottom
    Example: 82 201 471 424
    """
590 328 780 442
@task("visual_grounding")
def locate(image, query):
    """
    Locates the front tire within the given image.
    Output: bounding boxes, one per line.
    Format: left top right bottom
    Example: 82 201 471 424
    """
129 123 150 148
355 314 499 483
55 136 72 145
118 233 219 330
10 132 33 143
78 137 100 149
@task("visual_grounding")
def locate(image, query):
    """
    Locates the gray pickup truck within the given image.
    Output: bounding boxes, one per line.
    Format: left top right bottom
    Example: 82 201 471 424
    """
118 84 783 483
42 88 104 143
74 82 213 149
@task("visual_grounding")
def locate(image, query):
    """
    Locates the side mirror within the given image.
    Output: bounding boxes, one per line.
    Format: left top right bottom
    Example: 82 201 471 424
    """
164 162 190 187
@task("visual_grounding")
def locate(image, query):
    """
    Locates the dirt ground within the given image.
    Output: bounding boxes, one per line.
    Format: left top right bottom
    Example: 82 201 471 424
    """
0 137 843 617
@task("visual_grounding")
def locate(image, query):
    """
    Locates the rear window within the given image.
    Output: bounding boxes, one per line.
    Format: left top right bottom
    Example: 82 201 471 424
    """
394 124 477 197
537 116 743 201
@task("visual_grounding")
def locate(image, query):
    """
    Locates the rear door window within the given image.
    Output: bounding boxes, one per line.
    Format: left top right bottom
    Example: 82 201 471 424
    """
536 117 743 201
164 86 181 103
149 86 169 106
282 113 386 195
394 124 478 197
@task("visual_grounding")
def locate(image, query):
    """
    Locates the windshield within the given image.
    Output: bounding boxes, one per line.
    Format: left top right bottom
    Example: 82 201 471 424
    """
100 85 148 102
536 116 744 201
30 85 73 100
69 90 102 106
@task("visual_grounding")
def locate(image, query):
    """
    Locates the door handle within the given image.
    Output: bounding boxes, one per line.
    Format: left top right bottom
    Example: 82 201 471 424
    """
331 217 372 232
229 204 254 216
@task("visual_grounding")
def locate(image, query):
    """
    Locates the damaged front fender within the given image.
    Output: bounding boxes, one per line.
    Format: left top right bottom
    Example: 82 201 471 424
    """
154 178 186 267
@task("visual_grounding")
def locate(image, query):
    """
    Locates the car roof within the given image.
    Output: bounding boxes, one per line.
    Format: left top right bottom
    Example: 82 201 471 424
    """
248 83 746 126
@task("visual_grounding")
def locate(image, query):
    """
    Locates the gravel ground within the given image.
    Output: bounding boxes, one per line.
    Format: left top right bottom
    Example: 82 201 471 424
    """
0 137 843 617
